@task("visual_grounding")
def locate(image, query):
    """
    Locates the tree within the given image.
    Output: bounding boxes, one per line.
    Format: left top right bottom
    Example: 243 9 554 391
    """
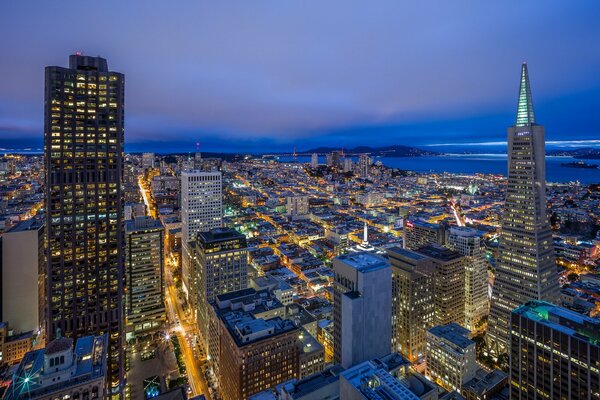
567 272 579 283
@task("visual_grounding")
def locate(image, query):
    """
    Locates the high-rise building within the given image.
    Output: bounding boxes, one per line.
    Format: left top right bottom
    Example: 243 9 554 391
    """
142 152 155 169
426 323 478 392
194 228 248 343
286 195 310 217
181 170 222 301
333 252 392 368
403 220 446 250
194 151 202 169
358 154 371 179
387 247 435 362
44 54 124 393
487 64 559 354
125 216 166 337
1 218 44 335
418 244 466 327
311 153 319 168
446 227 489 332
5 335 108 400
510 301 600 399
327 151 342 168
181 170 222 242
343 158 353 173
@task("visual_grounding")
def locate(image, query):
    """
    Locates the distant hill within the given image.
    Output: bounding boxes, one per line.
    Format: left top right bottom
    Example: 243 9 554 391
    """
547 147 600 159
303 145 439 157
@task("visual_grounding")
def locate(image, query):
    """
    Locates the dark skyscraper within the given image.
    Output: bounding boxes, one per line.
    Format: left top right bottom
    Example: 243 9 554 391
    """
44 54 124 394
487 64 559 355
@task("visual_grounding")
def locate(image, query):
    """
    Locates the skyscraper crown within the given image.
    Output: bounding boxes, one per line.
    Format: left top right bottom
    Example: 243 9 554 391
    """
515 63 536 126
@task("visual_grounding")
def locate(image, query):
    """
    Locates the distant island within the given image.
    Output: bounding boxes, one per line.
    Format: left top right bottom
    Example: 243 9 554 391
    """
547 147 600 159
301 145 439 157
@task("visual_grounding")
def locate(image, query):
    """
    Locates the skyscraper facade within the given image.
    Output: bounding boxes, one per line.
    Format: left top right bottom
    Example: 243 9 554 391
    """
387 247 435 362
487 64 560 354
418 244 466 327
446 227 489 332
510 301 600 399
181 170 222 302
194 227 248 344
403 220 446 250
333 252 392 368
125 216 165 337
44 54 124 393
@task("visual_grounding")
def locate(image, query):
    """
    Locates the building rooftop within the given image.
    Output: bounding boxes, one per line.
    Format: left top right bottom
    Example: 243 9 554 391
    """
125 216 163 232
341 361 420 400
447 226 485 238
428 323 474 350
387 246 427 261
463 368 508 397
221 311 297 347
417 244 462 262
5 217 44 233
5 335 108 400
513 300 600 345
279 365 344 399
44 337 72 355
335 252 389 273
198 227 246 243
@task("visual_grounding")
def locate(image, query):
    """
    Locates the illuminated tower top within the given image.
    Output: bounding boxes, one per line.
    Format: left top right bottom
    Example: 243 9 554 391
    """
515 62 536 126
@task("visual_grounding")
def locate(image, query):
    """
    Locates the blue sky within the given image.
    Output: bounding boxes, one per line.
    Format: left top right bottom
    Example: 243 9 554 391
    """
1 1 600 153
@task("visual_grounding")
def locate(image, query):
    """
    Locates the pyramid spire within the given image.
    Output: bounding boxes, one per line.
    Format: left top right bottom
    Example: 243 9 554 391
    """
515 63 536 126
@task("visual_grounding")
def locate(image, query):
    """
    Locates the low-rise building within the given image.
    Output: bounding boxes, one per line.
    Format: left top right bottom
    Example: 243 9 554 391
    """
5 335 108 400
426 323 477 392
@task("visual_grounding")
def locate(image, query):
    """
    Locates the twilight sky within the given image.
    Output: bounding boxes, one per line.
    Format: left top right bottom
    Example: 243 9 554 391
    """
1 1 600 153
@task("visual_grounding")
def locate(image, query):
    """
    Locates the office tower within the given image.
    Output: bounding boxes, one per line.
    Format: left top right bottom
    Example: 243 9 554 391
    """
45 54 124 393
387 247 435 362
1 218 44 334
311 153 319 168
488 64 559 354
333 252 392 368
5 335 108 400
358 154 371 179
403 220 446 250
446 227 489 332
207 289 323 400
418 244 465 326
181 170 222 240
142 152 155 169
194 228 248 343
194 151 202 169
510 301 600 399
327 151 342 168
426 323 477 392
125 216 165 337
181 170 222 301
286 195 309 217
343 158 353 173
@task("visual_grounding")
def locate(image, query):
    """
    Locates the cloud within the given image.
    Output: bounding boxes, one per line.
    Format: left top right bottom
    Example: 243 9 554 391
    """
0 1 600 151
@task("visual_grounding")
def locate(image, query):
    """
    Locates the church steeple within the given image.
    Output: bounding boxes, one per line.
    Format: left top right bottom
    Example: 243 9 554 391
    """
515 62 536 126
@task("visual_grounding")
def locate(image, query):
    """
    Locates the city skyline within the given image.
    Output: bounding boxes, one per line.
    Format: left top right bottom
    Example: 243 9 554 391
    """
1 4 600 400
2 2 600 152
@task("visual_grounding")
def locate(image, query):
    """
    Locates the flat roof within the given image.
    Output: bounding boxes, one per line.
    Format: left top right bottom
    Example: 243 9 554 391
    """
428 323 474 349
513 300 600 344
387 246 427 260
335 252 389 273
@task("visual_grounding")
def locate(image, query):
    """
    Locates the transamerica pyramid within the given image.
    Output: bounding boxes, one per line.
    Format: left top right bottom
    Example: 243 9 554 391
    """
487 63 560 355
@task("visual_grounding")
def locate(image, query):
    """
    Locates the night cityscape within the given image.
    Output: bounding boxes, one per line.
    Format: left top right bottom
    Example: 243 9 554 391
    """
1 2 600 400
